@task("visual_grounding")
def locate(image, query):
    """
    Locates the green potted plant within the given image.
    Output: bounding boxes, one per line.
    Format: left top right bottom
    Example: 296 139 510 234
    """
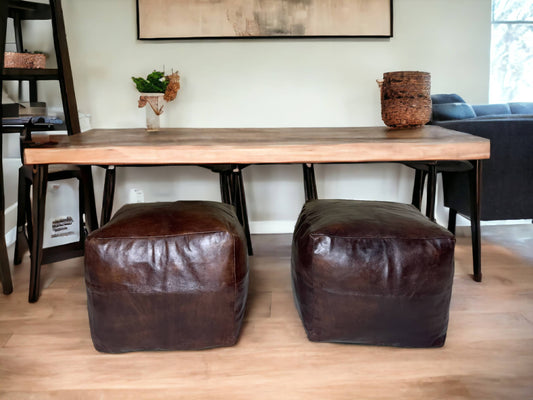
132 69 180 130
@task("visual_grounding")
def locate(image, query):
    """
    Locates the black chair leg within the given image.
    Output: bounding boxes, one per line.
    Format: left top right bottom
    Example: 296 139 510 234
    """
410 165 436 221
231 166 253 256
100 166 116 226
79 166 98 233
219 170 232 205
411 169 426 210
468 160 482 282
28 165 48 303
425 163 437 222
24 175 34 257
77 172 87 242
303 163 318 201
447 208 457 234
14 167 29 265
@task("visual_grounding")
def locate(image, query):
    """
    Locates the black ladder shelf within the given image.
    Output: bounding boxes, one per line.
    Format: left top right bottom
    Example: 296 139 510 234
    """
0 0 87 297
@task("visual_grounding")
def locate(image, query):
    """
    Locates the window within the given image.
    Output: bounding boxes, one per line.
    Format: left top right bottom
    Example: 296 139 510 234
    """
490 0 533 102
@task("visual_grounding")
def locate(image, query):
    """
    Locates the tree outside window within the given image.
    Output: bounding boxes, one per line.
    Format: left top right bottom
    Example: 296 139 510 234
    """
490 0 533 102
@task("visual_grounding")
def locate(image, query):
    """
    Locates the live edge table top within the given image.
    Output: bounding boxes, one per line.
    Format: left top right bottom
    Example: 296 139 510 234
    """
23 126 490 166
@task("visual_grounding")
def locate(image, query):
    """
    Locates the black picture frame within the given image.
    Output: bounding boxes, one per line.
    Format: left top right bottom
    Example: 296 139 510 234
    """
137 0 393 40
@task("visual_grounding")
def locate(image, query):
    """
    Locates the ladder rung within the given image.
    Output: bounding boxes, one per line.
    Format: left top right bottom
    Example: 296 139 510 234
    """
1 68 59 80
7 0 51 20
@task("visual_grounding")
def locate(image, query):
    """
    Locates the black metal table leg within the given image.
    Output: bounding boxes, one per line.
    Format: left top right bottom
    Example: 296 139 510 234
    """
100 166 116 226
14 167 30 265
447 208 457 234
219 170 232 205
469 159 482 282
425 162 437 222
231 165 253 256
28 164 48 303
411 169 426 210
79 166 98 232
303 163 318 201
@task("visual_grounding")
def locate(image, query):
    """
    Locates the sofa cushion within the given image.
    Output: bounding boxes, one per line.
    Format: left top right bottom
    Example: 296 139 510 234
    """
471 114 533 121
473 103 511 116
431 93 466 104
509 102 533 115
432 102 476 121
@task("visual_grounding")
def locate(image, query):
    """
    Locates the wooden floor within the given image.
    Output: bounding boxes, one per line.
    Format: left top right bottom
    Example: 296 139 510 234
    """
1 230 533 399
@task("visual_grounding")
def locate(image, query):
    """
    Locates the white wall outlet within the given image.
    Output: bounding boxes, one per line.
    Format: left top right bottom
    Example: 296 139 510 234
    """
129 188 145 203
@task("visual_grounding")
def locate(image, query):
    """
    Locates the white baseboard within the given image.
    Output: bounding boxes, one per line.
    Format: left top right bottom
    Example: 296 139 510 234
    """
250 220 296 234
251 218 533 236
2 216 298 243
5 227 16 247
480 219 532 226
4 212 531 243
455 219 532 237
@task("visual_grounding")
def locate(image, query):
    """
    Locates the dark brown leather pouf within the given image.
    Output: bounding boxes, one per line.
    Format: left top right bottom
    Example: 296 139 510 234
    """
85 201 248 353
292 200 455 348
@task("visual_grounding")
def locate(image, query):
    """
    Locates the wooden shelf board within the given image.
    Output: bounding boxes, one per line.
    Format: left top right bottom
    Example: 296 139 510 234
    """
1 68 59 80
7 0 51 20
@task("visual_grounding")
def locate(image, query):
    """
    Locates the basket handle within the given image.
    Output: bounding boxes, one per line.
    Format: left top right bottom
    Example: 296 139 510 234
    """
376 79 383 96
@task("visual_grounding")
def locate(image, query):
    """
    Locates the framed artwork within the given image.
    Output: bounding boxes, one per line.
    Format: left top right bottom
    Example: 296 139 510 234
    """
137 0 393 39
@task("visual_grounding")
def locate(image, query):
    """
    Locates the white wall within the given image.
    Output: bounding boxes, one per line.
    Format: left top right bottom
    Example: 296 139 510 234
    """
4 0 491 234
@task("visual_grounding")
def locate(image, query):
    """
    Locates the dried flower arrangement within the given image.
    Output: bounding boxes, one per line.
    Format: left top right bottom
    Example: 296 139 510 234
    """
132 70 180 116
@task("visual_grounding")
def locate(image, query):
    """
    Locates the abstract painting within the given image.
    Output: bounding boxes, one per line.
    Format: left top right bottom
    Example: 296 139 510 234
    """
137 0 393 39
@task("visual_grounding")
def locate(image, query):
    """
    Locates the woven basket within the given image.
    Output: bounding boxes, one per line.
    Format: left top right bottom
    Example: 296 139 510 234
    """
379 71 431 129
4 52 46 69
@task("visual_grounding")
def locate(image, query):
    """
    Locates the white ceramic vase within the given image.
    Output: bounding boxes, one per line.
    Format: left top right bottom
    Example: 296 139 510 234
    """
138 93 165 131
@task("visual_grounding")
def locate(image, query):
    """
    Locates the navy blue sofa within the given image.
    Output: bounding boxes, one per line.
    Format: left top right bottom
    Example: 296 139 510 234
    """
431 93 533 122
417 94 533 281
431 93 533 221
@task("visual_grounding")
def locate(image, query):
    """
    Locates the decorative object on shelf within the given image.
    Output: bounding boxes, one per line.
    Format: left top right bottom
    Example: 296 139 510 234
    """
4 51 46 69
132 70 180 131
378 71 431 129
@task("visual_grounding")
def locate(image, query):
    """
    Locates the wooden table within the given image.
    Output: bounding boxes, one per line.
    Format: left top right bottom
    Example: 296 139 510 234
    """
15 125 490 302
25 126 490 165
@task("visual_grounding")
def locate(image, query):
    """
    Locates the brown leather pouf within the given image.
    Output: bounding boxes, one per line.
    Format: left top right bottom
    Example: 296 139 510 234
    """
292 200 455 348
85 201 248 353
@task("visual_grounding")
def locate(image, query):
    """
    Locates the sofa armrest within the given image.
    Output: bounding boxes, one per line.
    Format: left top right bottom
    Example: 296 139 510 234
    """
435 118 533 144
435 118 533 220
